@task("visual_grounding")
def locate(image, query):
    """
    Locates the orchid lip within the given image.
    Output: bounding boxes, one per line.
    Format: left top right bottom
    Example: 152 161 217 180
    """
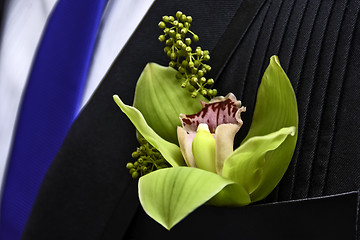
177 93 246 174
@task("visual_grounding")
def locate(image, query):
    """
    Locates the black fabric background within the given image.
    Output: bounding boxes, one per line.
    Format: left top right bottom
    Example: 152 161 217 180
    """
214 0 360 201
21 0 360 239
124 191 358 240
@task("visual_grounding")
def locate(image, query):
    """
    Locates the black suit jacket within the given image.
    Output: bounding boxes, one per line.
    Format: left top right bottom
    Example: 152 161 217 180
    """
22 0 360 239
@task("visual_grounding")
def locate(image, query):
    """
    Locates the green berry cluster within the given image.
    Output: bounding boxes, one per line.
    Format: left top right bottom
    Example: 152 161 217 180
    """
158 11 217 99
126 137 170 178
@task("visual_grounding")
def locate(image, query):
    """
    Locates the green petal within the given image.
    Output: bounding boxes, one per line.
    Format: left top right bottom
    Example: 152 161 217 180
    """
207 183 251 207
222 127 296 201
243 55 298 140
113 95 185 167
133 63 207 144
139 167 250 230
232 55 298 202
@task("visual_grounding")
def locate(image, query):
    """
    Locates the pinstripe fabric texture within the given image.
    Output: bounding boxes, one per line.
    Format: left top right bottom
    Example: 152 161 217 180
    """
214 0 360 201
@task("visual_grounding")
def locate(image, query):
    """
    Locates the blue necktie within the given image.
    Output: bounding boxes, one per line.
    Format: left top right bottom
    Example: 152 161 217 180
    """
0 0 107 239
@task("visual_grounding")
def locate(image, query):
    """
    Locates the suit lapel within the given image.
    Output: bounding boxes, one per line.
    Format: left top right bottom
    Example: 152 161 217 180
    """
22 0 252 239
21 0 360 239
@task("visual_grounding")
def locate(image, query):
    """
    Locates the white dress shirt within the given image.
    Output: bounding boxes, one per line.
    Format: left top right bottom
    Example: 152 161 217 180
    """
0 0 154 188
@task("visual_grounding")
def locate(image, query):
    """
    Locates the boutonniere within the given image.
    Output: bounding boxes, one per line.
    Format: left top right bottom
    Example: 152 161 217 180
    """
113 11 298 230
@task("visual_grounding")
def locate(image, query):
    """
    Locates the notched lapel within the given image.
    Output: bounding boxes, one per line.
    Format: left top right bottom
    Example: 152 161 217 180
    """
22 0 247 239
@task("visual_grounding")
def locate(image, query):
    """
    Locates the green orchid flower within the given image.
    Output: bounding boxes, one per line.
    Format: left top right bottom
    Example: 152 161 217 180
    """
113 55 298 230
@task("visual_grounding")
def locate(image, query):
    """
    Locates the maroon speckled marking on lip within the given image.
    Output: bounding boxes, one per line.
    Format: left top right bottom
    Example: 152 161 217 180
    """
180 94 245 134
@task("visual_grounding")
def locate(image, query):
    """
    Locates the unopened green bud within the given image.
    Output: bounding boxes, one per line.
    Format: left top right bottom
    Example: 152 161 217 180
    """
203 54 210 61
158 35 165 42
181 60 189 67
180 28 188 34
169 61 176 67
194 60 201 68
193 34 199 41
181 15 187 22
178 66 186 73
132 171 139 179
126 162 134 169
132 151 139 158
170 52 177 60
169 29 175 37
207 78 214 85
176 11 183 19
164 46 170 53
163 16 169 22
166 39 173 46
191 77 198 84
158 21 166 29
198 70 204 77
176 40 184 48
